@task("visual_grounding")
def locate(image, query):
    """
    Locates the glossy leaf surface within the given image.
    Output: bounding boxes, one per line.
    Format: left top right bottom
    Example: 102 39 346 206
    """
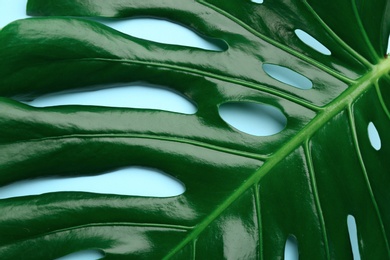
0 0 390 259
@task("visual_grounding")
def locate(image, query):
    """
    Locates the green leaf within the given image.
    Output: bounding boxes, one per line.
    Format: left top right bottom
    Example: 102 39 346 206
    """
0 0 389 259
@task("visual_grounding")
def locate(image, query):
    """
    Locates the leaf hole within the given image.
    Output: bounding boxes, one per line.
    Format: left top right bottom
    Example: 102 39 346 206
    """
386 34 390 56
218 102 287 136
263 64 313 90
294 29 331 55
347 215 361 260
251 0 264 4
284 235 299 260
0 167 185 199
97 18 227 51
0 0 30 28
56 249 105 260
24 84 197 114
367 122 381 151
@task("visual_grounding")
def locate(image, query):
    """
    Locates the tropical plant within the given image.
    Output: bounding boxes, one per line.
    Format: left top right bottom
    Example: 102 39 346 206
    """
0 0 389 259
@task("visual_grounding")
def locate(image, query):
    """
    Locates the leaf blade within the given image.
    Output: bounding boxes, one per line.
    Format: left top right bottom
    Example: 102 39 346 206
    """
0 0 389 259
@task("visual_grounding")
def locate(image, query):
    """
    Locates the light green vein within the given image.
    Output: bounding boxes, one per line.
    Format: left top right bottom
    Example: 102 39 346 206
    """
192 240 196 260
351 0 381 63
254 185 264 260
303 0 373 68
197 0 357 84
304 140 330 260
164 57 390 259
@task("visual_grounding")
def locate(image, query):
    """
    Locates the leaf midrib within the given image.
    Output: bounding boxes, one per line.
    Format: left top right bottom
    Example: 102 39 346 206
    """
164 57 390 259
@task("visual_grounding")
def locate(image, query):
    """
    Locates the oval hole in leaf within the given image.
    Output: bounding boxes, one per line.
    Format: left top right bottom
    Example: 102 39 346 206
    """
347 215 361 260
367 122 381 151
0 167 185 199
294 29 331 55
263 64 313 90
218 102 287 136
99 18 227 51
56 249 105 260
387 34 390 55
284 235 299 260
251 0 264 4
24 84 197 114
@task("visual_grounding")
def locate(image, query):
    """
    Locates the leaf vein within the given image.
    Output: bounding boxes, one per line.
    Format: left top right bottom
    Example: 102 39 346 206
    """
304 140 330 259
303 0 373 68
347 105 390 257
351 0 381 62
197 0 357 83
163 58 388 258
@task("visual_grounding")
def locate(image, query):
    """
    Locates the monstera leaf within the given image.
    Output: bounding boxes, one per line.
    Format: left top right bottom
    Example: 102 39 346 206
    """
0 0 389 259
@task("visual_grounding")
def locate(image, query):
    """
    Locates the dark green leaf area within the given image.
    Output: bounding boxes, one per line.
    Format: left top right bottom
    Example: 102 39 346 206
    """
259 146 327 260
307 0 390 62
353 86 390 244
0 225 187 259
201 0 370 78
311 110 389 259
379 76 390 115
